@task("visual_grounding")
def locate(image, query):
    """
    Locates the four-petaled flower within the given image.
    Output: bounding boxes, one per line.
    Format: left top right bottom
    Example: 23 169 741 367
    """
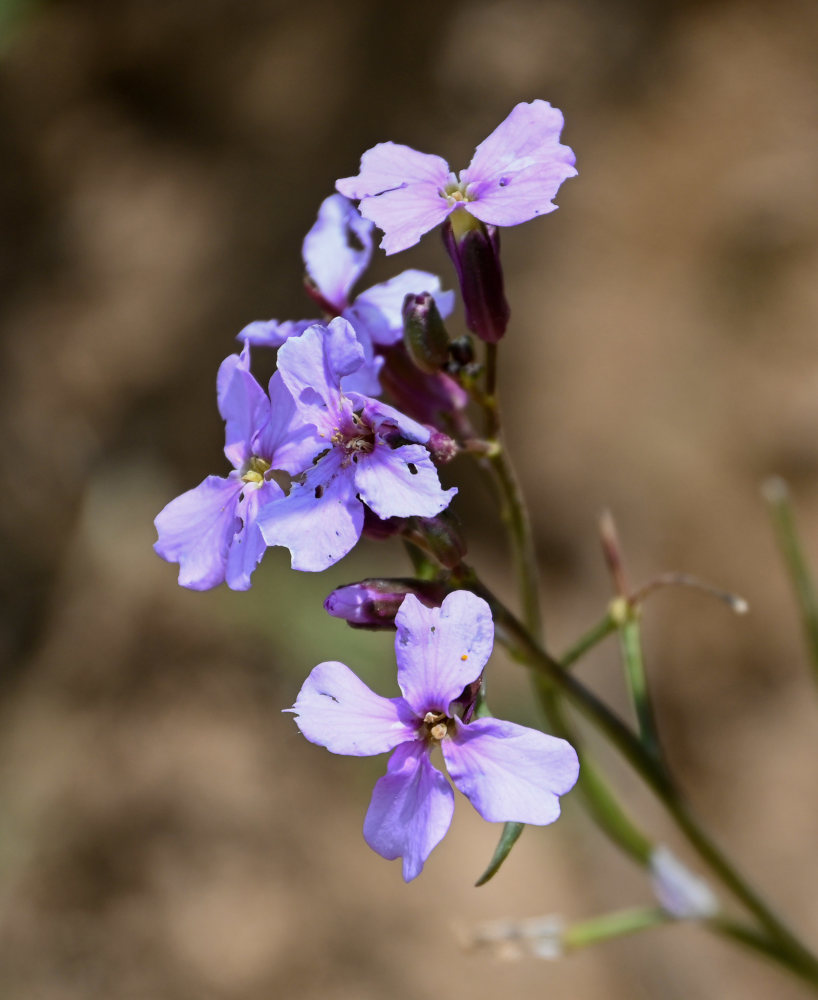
258 317 457 571
288 591 580 880
336 100 577 254
237 194 455 394
154 344 322 590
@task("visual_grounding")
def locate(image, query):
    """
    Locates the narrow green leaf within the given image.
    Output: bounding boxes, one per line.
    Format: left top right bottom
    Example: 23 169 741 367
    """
474 821 524 886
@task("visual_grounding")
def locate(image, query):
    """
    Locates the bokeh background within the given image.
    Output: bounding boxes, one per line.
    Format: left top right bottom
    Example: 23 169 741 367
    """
1 0 818 997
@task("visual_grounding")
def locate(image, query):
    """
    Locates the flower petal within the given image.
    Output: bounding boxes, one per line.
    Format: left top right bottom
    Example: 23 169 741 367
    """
363 741 454 881
236 318 317 348
442 717 579 824
461 101 576 227
347 394 430 444
302 194 374 309
253 371 324 475
276 318 363 428
353 269 455 346
288 661 417 756
258 452 363 572
224 480 283 590
336 141 450 199
358 185 453 254
217 345 269 468
394 592 493 716
154 475 242 590
354 443 456 520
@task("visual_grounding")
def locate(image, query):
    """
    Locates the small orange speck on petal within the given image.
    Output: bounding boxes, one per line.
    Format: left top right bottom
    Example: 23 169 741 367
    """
461 653 468 661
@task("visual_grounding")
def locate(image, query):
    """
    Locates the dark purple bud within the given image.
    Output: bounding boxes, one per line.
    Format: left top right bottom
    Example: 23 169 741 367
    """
403 291 450 374
380 344 468 430
403 510 467 570
361 507 406 541
441 218 510 344
324 578 448 629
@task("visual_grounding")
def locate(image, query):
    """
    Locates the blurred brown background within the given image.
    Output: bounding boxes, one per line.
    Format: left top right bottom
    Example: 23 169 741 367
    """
1 0 818 997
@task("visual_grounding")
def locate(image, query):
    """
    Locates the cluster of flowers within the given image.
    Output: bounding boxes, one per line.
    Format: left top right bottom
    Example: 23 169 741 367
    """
154 101 579 880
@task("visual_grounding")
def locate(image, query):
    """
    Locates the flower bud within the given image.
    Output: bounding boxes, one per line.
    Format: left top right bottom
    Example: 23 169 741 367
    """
403 510 467 570
380 344 468 429
442 217 510 344
402 291 450 374
426 428 458 465
324 578 447 629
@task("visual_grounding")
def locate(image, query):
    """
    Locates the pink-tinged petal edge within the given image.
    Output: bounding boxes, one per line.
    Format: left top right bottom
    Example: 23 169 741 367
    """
363 741 455 882
442 716 579 825
394 591 494 717
287 660 417 756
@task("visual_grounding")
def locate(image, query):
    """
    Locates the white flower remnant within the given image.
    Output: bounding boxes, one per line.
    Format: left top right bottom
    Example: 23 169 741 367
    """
650 846 719 920
463 914 565 960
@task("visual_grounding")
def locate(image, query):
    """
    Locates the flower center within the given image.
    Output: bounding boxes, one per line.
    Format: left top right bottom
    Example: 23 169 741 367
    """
423 710 451 742
331 410 376 464
440 171 475 207
241 455 271 484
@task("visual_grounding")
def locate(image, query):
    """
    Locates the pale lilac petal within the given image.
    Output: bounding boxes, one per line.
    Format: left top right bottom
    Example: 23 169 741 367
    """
358 185 453 254
224 480 283 590
363 741 454 881
287 661 417 756
343 299 393 348
236 318 316 348
254 371 324 474
276 318 363 427
442 717 579 824
354 444 456 520
465 161 576 227
353 269 455 346
336 141 450 199
347 395 430 444
258 452 363 572
302 194 373 309
154 475 242 590
461 101 576 227
217 346 269 469
394 592 493 715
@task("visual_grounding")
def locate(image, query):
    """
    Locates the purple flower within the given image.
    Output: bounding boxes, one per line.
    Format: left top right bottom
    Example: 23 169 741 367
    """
154 344 322 590
288 591 580 881
238 194 455 393
336 100 577 254
258 317 457 572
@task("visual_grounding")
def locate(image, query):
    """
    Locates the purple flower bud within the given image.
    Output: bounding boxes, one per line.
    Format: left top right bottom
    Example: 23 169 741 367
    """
380 344 468 430
324 578 448 629
442 217 510 344
426 428 459 465
403 291 450 374
403 510 467 570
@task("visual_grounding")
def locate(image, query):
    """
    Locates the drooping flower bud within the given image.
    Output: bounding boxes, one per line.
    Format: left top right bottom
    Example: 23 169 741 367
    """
442 214 510 344
402 510 467 570
324 578 447 629
402 291 450 374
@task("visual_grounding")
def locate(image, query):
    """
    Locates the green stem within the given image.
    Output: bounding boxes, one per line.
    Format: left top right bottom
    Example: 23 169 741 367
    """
563 906 670 952
617 613 664 762
559 611 618 669
764 476 818 686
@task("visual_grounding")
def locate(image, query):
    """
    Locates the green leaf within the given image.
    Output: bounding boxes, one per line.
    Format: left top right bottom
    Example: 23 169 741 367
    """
474 821 524 886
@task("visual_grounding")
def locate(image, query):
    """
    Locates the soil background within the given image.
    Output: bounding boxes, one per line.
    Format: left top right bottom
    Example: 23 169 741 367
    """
1 1 818 997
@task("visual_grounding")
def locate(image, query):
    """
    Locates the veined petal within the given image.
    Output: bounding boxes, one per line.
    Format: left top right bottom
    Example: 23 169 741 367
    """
288 661 417 756
302 194 374 309
276 318 363 428
462 100 576 190
236 318 317 349
336 141 450 199
465 160 577 228
442 717 579 825
224 480 283 591
354 269 455 346
354 443 456 520
363 741 454 882
258 452 363 572
347 395 430 444
394 592 493 716
254 371 324 475
154 475 242 590
217 345 269 469
358 185 453 254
